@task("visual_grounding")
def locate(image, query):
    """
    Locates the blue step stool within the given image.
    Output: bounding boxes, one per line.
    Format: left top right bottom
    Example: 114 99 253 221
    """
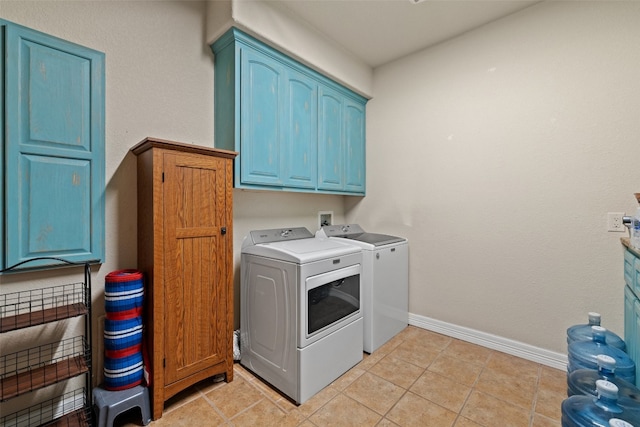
93 385 151 427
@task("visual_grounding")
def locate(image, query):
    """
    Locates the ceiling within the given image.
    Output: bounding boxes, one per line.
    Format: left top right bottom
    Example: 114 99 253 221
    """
264 0 541 68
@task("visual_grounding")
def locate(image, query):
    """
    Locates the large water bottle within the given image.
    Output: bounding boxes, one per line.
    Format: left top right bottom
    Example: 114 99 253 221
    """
561 380 640 426
568 327 636 384
609 420 635 427
567 312 626 352
568 354 640 412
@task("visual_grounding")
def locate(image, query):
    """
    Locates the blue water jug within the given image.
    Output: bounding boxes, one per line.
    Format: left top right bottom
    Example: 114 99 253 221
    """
609 420 635 427
568 327 636 384
568 354 640 412
567 312 626 352
561 380 640 426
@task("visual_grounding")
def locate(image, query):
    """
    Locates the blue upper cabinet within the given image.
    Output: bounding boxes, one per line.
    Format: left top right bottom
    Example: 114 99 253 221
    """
318 86 343 191
284 69 317 189
344 99 366 193
241 48 285 186
1 20 105 270
211 27 366 196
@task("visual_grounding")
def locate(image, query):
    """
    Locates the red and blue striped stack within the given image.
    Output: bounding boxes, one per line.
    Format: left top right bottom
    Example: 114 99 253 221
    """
103 269 145 391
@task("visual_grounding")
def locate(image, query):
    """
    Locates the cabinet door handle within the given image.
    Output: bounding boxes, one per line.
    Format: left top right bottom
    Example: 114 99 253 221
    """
221 227 227 235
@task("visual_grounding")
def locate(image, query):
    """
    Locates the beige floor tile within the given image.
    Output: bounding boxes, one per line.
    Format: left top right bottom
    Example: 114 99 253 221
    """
386 391 457 427
442 340 493 366
402 327 453 352
357 349 387 370
232 363 254 380
230 398 305 427
486 351 541 379
534 386 564 421
124 333 570 427
387 340 440 368
245 372 291 402
427 353 483 387
161 382 204 414
453 416 484 427
376 332 406 353
475 367 538 409
309 393 382 427
460 391 530 427
369 353 425 389
297 384 340 418
195 376 229 395
274 395 300 413
410 371 472 413
377 418 402 427
205 377 264 419
539 366 567 395
531 413 562 427
149 397 225 427
331 365 367 391
343 372 405 415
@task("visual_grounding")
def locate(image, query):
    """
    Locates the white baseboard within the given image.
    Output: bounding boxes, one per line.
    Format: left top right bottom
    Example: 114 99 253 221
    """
409 313 568 371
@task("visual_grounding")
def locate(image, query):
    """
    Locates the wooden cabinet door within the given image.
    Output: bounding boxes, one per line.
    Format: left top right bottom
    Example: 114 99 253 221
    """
162 151 229 385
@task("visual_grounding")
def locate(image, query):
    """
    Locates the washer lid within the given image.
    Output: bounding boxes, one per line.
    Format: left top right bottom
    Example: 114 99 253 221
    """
320 224 406 247
242 227 361 263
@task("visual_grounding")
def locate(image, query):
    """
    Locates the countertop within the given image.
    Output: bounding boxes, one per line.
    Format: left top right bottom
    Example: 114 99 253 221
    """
621 237 640 258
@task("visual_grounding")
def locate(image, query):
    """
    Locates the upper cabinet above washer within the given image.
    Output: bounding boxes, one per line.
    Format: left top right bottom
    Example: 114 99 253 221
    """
211 28 367 196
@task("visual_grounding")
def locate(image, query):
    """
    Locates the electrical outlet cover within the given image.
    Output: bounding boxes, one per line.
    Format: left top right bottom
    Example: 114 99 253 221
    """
607 212 625 232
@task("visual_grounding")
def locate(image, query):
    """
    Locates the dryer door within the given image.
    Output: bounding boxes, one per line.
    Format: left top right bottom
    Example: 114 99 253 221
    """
301 263 361 347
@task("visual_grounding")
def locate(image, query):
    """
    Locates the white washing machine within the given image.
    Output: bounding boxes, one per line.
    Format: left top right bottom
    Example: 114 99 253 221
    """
316 224 408 353
240 227 363 404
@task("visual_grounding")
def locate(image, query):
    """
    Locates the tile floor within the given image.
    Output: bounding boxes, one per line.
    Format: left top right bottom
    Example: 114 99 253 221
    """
114 326 566 427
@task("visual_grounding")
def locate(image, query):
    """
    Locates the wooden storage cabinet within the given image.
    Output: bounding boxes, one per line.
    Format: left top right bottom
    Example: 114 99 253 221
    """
211 27 366 196
0 259 93 427
131 138 237 420
0 19 105 271
623 243 640 387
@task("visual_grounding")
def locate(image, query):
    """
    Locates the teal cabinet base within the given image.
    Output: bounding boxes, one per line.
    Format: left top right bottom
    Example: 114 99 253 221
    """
624 249 640 388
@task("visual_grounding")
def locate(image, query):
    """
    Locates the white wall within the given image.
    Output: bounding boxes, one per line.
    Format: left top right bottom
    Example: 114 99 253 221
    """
349 1 640 354
2 0 639 386
0 0 349 380
210 0 374 97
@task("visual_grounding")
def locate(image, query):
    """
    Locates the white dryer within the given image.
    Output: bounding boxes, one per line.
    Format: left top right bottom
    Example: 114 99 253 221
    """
316 224 408 353
241 227 363 404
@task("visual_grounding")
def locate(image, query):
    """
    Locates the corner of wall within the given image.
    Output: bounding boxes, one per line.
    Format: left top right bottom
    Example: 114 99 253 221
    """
228 0 373 98
205 0 235 45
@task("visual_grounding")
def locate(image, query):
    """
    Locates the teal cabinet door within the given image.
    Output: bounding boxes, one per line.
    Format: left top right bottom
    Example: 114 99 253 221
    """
624 249 640 387
2 21 105 269
241 48 284 186
635 298 640 388
318 88 366 194
283 69 317 189
212 27 367 195
318 87 343 191
0 24 4 271
344 99 366 193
